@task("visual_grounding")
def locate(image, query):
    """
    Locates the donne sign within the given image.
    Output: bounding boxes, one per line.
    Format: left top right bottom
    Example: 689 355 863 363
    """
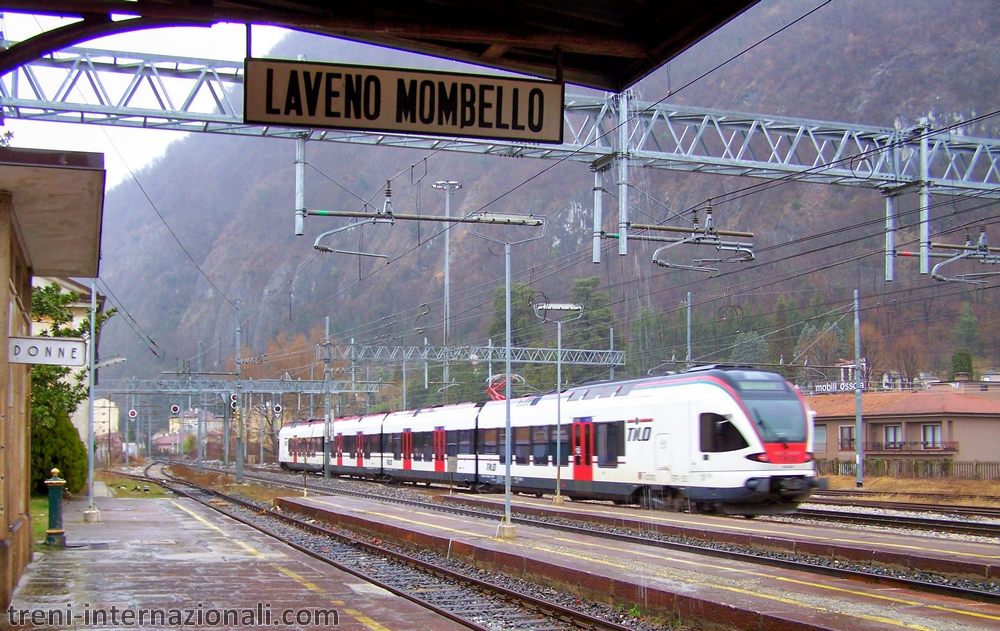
245 59 564 144
8 337 86 367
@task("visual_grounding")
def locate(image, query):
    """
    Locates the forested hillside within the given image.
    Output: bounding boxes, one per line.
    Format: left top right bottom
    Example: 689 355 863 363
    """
95 0 1000 410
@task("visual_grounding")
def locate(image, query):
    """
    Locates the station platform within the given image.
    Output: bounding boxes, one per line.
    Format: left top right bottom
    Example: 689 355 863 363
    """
8 494 469 630
277 492 1000 631
440 493 1000 581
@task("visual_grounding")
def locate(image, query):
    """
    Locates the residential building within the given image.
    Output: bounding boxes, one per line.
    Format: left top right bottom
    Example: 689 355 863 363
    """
807 389 1000 462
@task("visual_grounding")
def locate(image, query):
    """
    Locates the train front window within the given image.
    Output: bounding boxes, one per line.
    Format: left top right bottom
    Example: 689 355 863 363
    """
744 397 806 443
730 372 807 443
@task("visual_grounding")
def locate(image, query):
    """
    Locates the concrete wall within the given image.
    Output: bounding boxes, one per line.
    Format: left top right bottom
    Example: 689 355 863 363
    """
0 193 34 607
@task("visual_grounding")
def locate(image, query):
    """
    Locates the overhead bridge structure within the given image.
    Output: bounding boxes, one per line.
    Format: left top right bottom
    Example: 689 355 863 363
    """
2 44 999 278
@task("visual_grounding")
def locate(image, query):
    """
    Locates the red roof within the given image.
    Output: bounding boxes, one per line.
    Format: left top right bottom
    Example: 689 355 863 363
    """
807 391 1000 418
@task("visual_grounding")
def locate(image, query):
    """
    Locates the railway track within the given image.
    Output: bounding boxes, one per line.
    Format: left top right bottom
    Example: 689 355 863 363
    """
815 488 1000 504
795 505 1000 536
168 462 1000 605
138 462 641 631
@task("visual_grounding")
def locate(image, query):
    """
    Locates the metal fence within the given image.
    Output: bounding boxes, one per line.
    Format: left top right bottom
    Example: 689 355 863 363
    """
817 459 1000 480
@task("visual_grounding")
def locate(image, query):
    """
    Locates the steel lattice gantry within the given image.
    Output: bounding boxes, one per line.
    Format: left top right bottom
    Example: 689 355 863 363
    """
317 343 625 366
3 44 1000 276
3 44 999 198
96 377 380 396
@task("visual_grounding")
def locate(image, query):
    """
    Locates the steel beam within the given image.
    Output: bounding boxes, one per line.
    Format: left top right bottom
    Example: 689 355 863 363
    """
316 343 625 366
2 44 998 198
98 378 379 395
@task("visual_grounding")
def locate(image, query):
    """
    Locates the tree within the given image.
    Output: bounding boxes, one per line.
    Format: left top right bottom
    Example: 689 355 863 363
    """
563 277 614 383
730 331 769 366
890 334 922 388
30 283 116 493
768 298 796 377
794 321 844 379
952 303 981 355
486 282 541 348
859 321 885 389
30 410 87 494
951 348 973 380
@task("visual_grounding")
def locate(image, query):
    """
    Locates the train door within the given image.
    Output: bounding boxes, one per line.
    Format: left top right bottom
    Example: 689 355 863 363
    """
572 417 594 482
335 434 343 467
402 430 413 471
433 427 446 473
673 403 692 479
654 434 670 470
356 431 364 467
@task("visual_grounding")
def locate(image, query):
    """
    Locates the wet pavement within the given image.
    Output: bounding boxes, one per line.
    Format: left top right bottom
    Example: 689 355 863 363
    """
7 490 469 630
279 493 1000 631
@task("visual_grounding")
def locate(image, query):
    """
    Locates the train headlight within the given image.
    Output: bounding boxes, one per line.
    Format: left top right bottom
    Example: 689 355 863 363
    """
745 452 770 462
745 477 762 489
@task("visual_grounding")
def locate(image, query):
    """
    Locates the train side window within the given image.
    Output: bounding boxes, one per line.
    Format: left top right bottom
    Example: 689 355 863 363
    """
700 413 749 453
371 433 382 455
583 387 603 400
498 428 507 464
422 431 434 461
514 427 531 465
412 432 423 461
597 421 624 467
568 389 587 402
344 434 356 457
616 383 635 397
479 429 498 455
599 385 620 398
391 433 402 459
532 426 549 465
458 429 472 455
362 434 372 459
446 430 459 457
549 425 570 466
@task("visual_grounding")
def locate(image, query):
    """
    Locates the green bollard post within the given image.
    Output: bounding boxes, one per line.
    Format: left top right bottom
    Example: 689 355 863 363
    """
45 468 66 547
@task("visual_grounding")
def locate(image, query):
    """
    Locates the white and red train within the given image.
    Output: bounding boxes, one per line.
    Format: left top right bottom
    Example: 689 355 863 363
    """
278 366 825 515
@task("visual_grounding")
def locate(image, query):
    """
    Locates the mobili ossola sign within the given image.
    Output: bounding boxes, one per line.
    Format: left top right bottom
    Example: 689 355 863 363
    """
244 59 564 143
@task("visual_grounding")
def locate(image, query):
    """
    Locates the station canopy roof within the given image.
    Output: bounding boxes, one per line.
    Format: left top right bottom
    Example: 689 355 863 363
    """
0 147 104 278
0 0 759 92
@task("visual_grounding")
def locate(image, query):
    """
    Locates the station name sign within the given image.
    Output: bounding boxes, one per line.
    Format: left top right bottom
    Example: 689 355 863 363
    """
8 336 86 367
244 58 564 144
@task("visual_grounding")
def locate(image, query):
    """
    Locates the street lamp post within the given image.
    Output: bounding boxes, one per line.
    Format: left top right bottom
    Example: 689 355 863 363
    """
533 303 583 505
472 219 546 540
85 279 99 523
432 180 461 401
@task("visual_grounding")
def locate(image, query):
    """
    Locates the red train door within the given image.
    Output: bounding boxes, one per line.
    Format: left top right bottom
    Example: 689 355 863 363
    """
433 427 446 473
402 430 413 471
335 434 343 466
572 418 594 482
356 432 364 467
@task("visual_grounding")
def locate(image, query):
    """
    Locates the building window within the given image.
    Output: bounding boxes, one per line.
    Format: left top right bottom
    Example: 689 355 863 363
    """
838 425 855 451
814 425 827 453
922 424 941 449
884 425 902 448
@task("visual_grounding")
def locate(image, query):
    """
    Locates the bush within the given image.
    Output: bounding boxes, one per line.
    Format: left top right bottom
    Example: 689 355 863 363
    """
31 410 88 495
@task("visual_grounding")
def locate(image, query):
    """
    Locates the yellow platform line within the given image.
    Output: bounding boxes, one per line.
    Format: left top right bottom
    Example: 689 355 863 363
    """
171 500 407 629
465 496 1000 560
302 500 1000 627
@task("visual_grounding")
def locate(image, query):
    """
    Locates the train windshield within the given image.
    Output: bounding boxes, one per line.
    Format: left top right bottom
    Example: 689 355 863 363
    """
730 372 807 443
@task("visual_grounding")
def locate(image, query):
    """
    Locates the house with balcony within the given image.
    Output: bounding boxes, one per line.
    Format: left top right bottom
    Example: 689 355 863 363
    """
806 389 1000 462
